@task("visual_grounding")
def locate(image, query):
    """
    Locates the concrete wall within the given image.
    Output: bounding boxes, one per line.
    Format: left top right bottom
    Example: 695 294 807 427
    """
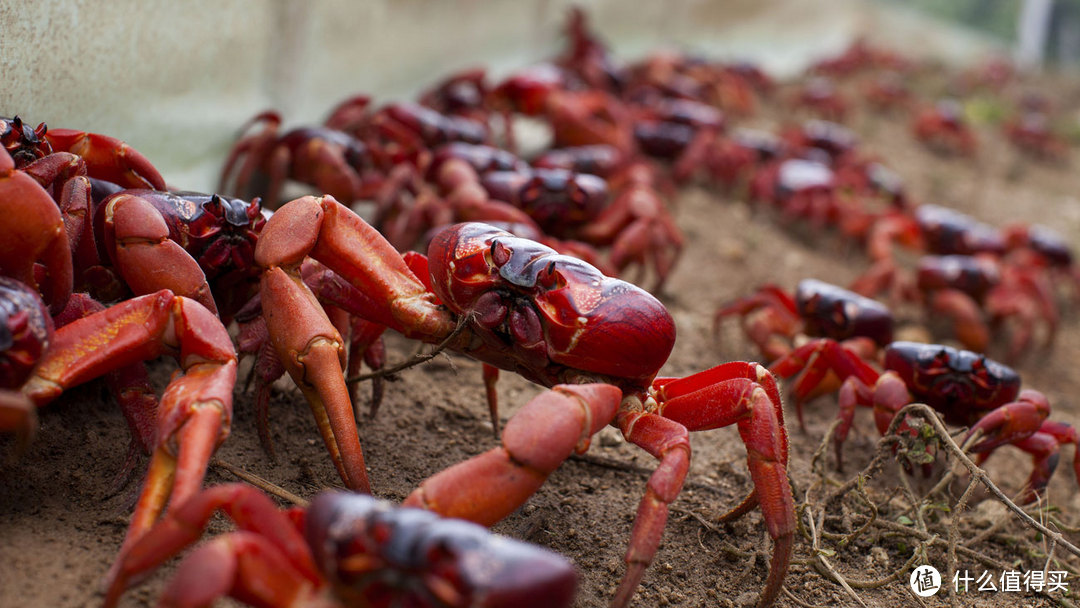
0 0 1003 191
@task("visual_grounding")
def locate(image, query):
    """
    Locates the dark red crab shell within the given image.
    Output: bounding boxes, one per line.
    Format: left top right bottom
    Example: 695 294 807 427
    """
884 341 1021 423
479 168 609 234
426 222 675 385
916 255 1000 301
306 491 577 608
795 278 893 345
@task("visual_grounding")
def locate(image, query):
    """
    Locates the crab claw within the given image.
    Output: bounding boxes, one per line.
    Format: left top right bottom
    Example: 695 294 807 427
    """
43 128 166 190
21 291 236 560
256 195 453 491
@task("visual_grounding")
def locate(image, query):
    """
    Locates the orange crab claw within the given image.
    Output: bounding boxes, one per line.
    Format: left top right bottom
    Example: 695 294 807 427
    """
255 195 454 491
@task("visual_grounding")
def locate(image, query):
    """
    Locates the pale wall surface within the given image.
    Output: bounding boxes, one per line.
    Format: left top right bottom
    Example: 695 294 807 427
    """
0 0 1003 191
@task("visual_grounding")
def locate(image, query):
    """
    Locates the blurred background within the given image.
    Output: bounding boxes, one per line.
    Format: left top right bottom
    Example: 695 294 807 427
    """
0 0 1073 190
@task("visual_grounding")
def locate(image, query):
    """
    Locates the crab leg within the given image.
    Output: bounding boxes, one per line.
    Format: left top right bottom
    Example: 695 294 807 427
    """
301 262 389 418
926 289 990 352
157 533 314 608
1003 420 1080 503
103 483 317 608
976 428 1057 505
715 285 802 362
403 383 621 524
219 111 282 199
21 290 236 552
963 389 1051 452
611 409 689 608
256 195 454 491
258 263 368 491
770 338 878 426
43 128 166 190
649 362 794 608
54 293 159 479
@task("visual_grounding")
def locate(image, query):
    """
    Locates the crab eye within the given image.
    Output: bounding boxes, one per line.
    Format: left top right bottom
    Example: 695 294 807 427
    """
970 356 989 379
537 260 566 290
489 240 511 266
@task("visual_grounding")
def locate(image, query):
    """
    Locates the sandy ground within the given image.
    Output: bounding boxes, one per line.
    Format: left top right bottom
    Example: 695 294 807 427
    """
4 61 1080 608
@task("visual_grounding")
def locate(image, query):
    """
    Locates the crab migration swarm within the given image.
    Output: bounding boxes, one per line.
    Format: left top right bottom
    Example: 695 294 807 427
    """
5 7 1080 608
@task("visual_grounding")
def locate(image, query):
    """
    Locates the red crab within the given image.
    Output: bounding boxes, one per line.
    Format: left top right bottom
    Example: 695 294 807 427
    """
1003 222 1080 298
863 71 912 112
914 254 1058 358
853 206 1058 357
624 50 766 116
252 196 795 607
672 127 786 190
716 279 894 364
1 115 166 193
0 147 238 567
913 100 977 156
1004 111 1070 162
104 484 577 608
748 158 858 230
13 124 390 468
790 77 850 122
0 118 261 319
771 339 1076 501
73 189 266 322
532 142 628 178
631 98 726 162
1 116 168 273
914 204 1005 256
852 204 995 302
381 143 681 292
366 101 490 153
373 143 610 271
218 110 383 209
372 142 531 251
418 66 492 124
782 119 859 163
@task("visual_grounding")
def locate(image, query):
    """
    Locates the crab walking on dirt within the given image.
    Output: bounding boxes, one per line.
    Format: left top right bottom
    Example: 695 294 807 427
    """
248 195 795 607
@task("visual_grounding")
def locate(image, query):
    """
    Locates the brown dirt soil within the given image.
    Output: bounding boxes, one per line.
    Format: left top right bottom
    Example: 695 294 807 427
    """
4 64 1080 608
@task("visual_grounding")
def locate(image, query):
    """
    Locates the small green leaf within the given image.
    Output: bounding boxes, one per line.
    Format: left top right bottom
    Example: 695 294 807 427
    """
897 515 914 526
